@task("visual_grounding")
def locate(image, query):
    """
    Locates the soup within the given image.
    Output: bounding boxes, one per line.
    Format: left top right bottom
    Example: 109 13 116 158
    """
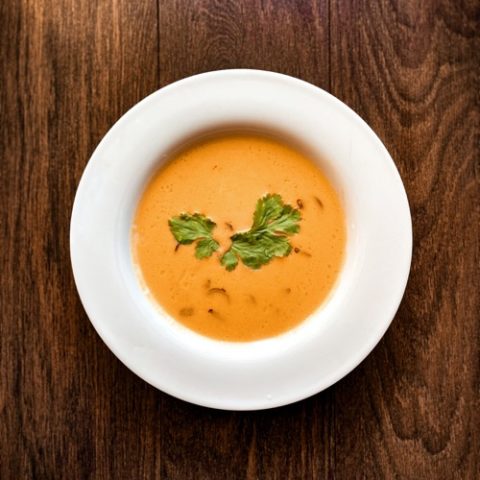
132 133 345 341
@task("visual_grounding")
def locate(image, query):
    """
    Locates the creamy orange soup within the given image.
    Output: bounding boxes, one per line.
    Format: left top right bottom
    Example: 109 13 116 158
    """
132 133 345 341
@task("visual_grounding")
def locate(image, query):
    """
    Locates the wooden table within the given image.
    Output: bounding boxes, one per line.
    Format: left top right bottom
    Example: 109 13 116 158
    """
2 1 479 478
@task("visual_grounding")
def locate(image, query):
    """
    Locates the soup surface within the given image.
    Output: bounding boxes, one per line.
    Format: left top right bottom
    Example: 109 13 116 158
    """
132 133 345 341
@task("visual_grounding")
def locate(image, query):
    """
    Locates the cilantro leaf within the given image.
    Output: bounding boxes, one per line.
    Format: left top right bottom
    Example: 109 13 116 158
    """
168 213 219 259
220 249 238 271
195 238 219 259
221 194 301 270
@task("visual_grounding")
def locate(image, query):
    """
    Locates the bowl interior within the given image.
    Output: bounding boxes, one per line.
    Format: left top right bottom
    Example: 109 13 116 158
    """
119 122 360 360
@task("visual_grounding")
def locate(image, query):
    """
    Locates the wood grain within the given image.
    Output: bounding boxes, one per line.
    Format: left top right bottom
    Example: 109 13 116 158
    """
1 0 479 478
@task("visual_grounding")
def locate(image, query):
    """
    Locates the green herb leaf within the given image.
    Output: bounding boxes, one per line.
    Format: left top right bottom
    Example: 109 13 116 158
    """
195 238 219 259
168 213 219 259
221 194 301 270
220 249 239 271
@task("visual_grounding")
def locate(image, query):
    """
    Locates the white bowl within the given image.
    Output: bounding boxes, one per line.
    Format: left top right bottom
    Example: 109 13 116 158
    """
70 69 412 410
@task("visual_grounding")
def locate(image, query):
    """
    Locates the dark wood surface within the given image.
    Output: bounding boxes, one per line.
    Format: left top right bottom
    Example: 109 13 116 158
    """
1 0 479 478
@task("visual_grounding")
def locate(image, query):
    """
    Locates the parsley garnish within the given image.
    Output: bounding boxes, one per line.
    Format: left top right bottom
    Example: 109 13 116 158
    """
168 213 219 259
220 194 301 271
